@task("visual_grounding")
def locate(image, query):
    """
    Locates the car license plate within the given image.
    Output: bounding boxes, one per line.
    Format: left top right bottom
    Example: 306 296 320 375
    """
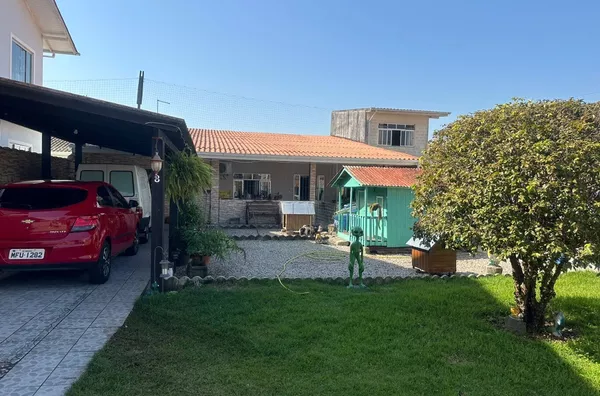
9 249 45 260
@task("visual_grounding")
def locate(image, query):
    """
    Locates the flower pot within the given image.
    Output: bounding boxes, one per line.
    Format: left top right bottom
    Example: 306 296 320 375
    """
176 252 190 268
190 255 203 267
187 264 208 278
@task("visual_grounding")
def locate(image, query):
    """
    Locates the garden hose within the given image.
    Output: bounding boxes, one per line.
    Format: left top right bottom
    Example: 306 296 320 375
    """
277 250 348 294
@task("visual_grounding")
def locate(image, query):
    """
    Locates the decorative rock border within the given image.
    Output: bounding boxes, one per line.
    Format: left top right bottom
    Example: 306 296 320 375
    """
221 224 280 229
160 272 514 292
231 234 330 242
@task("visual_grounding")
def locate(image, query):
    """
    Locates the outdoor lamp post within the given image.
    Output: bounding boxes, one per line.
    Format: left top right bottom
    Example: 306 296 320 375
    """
160 257 171 278
150 152 163 175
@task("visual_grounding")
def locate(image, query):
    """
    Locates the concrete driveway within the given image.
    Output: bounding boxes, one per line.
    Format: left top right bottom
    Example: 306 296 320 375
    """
0 243 150 396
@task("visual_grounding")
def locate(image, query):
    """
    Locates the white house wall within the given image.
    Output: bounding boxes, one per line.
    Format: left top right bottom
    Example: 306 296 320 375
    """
0 0 46 153
366 112 430 157
0 0 44 83
0 119 42 152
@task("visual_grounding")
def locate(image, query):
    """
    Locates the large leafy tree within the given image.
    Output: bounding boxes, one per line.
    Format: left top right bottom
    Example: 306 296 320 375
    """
412 99 600 333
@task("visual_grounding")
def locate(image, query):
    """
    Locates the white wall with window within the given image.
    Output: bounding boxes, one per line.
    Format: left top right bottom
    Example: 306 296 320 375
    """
0 0 46 153
7 139 32 152
0 120 42 153
0 1 43 84
377 124 415 147
366 113 430 157
11 38 34 83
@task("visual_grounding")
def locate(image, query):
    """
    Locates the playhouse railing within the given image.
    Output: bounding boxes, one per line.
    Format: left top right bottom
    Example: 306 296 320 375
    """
342 213 387 247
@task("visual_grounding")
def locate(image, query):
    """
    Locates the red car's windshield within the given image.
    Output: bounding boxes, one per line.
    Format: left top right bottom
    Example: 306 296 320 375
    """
0 187 88 210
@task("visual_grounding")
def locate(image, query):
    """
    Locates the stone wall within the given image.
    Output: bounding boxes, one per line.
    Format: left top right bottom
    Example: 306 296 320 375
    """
209 160 220 224
81 153 151 168
309 163 317 201
219 199 247 224
0 147 75 184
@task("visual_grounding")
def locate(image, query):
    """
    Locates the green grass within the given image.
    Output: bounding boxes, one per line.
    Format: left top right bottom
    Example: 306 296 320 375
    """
68 272 600 396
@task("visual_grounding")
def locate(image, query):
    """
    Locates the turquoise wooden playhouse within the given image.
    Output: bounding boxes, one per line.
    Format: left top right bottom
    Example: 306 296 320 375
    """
330 166 420 249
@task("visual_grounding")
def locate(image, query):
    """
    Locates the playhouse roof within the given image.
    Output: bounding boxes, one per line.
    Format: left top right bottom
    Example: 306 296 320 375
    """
331 166 422 188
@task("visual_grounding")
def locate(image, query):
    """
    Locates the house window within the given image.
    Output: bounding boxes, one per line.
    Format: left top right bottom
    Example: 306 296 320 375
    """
8 140 32 152
317 175 325 201
378 124 415 147
233 173 271 199
11 39 33 84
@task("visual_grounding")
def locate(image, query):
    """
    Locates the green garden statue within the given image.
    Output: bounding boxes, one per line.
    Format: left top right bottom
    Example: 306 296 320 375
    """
348 226 366 288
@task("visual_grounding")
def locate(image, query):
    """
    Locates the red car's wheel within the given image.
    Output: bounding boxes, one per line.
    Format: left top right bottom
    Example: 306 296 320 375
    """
89 241 111 284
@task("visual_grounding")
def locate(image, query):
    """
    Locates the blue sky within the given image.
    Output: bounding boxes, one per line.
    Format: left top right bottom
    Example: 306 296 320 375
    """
45 0 600 135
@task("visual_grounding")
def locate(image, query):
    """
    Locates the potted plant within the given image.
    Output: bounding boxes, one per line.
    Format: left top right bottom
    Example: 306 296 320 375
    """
183 228 245 277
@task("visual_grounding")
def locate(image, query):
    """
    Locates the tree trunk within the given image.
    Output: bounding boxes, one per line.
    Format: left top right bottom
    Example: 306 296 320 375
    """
509 256 526 313
509 256 563 333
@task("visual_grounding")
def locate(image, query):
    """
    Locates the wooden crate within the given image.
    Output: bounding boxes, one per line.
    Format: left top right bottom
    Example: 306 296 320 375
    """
411 243 456 274
283 214 313 232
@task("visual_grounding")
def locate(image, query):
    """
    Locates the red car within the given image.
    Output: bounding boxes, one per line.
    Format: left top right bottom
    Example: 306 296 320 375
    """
0 180 140 284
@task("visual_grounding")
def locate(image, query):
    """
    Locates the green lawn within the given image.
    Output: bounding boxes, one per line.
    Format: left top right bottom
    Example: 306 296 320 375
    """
68 272 600 396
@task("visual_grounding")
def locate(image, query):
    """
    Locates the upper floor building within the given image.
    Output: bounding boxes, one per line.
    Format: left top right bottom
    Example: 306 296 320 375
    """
0 0 78 152
330 108 450 157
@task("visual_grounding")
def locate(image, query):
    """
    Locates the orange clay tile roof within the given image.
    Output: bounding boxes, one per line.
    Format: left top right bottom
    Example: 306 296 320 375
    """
345 166 422 187
190 129 417 161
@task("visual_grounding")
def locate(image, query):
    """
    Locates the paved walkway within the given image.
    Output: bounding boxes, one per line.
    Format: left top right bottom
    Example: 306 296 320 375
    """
0 244 150 396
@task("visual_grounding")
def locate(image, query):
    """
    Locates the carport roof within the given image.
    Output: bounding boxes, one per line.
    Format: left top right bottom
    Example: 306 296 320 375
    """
0 78 194 156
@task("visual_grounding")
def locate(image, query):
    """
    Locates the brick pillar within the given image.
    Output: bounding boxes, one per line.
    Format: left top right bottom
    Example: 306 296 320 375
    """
210 160 220 224
309 163 317 201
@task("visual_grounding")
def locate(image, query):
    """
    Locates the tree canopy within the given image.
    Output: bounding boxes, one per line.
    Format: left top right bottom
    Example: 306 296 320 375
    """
412 99 600 331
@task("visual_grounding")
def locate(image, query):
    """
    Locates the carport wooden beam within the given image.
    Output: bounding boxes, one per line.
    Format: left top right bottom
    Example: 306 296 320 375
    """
150 129 167 285
41 133 51 179
74 143 83 170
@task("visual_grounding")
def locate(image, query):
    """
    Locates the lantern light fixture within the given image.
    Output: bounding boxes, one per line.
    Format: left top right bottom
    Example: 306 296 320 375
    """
150 151 163 174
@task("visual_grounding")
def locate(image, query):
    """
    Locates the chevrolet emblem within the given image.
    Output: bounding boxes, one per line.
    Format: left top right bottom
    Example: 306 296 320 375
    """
21 219 35 224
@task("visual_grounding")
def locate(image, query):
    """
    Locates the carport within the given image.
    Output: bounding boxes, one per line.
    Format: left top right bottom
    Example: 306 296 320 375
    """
0 77 193 285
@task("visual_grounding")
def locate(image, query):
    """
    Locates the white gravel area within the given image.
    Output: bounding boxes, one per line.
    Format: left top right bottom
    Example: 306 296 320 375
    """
207 240 512 279
223 228 282 237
